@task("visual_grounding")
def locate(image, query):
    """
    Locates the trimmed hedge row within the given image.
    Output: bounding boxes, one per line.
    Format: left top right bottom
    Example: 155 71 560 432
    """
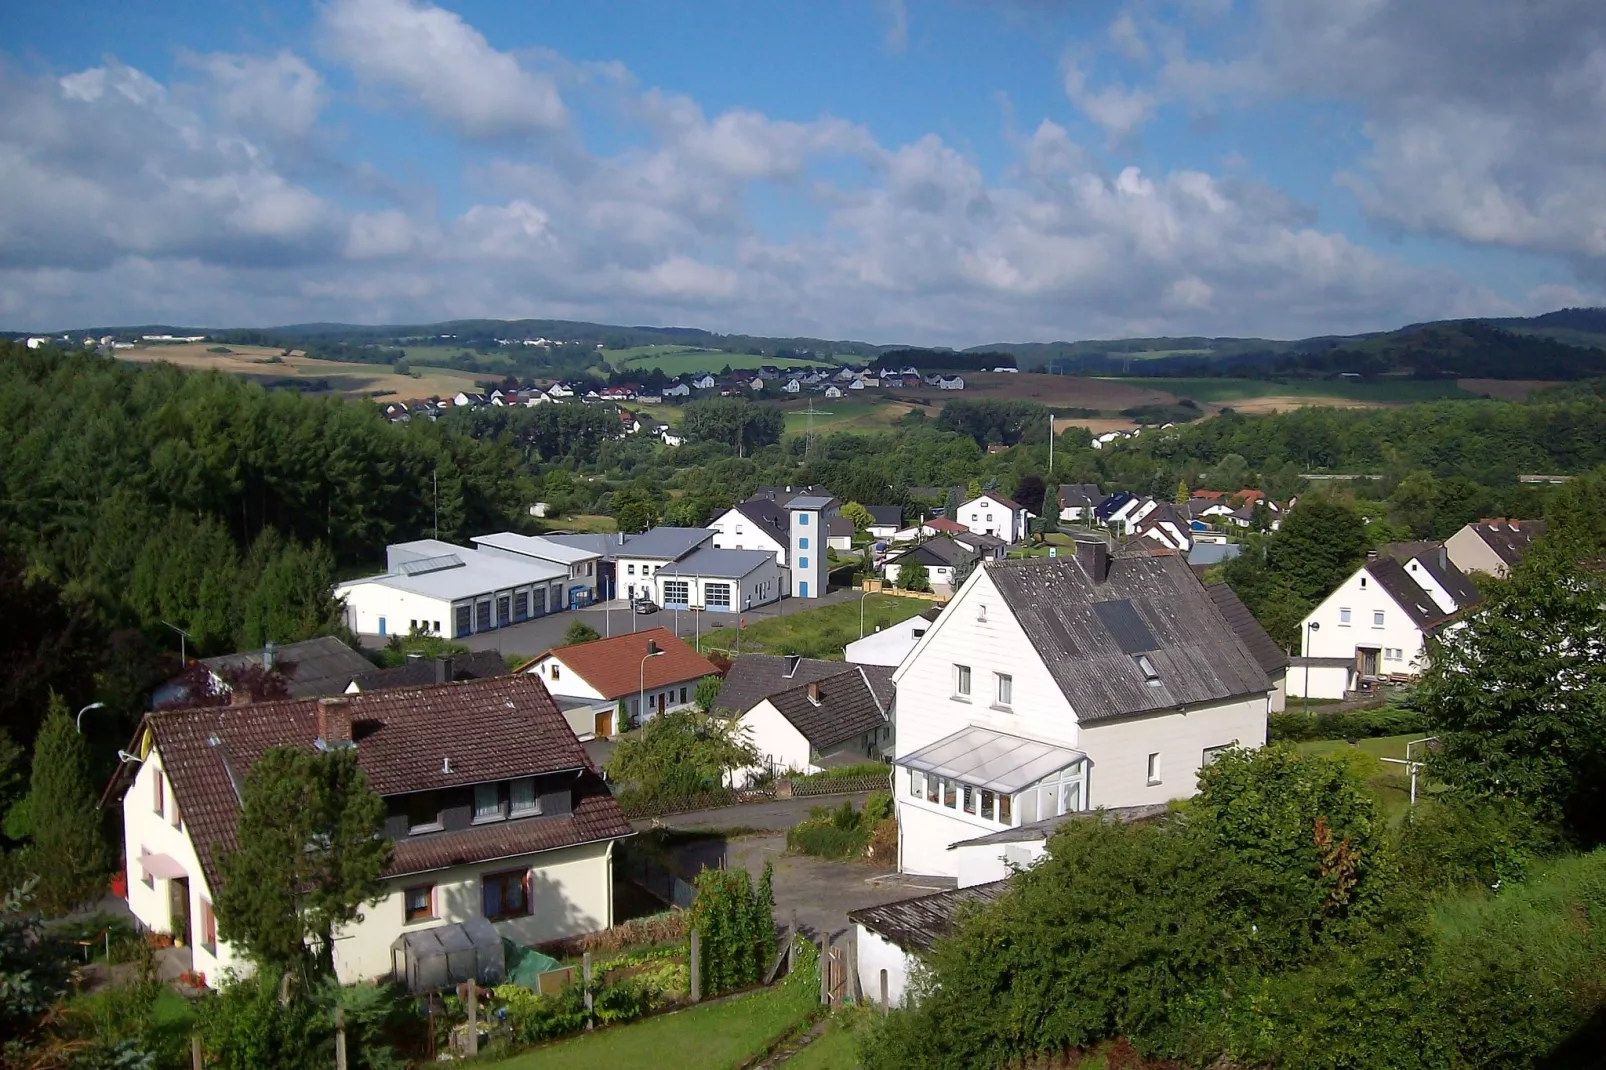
1269 706 1426 742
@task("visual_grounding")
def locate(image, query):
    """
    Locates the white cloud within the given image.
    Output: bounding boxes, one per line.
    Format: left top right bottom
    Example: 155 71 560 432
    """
881 0 909 52
185 50 325 140
318 0 567 140
1061 57 1157 139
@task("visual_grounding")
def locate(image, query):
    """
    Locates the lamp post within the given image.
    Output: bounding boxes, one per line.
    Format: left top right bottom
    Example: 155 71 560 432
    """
160 620 193 665
737 596 752 654
638 639 664 729
75 701 106 734
1303 621 1320 714
859 589 873 639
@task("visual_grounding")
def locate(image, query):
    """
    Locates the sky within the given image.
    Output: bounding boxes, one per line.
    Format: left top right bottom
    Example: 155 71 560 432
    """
1 0 1603 346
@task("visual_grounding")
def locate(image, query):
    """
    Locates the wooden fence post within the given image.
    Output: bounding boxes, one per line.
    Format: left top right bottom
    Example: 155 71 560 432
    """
689 929 702 1002
190 1036 202 1070
880 969 889 1012
334 1005 347 1070
786 911 797 977
819 934 831 1006
465 981 479 1057
583 952 594 1030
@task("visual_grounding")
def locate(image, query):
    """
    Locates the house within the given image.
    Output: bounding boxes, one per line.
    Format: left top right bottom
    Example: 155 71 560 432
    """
661 381 691 398
1445 518 1545 577
472 532 603 608
945 803 1169 891
845 605 942 668
520 628 717 734
656 548 786 614
936 376 965 390
691 374 716 390
826 514 856 551
824 385 843 399
345 652 509 693
659 427 684 447
546 383 575 400
1056 484 1106 523
951 531 1007 560
723 660 894 786
785 495 837 599
891 542 1275 877
991 366 1019 373
891 516 966 542
851 881 1008 1008
335 539 572 640
1131 503 1192 551
113 676 632 986
710 499 791 564
883 536 979 590
1206 583 1289 712
955 492 1032 543
748 377 765 391
150 636 376 709
865 506 904 540
1290 546 1481 699
759 365 782 380
749 484 835 504
782 379 802 394
1093 491 1151 532
539 527 713 603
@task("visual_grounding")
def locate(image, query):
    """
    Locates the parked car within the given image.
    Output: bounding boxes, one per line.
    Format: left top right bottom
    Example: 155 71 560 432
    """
633 598 659 615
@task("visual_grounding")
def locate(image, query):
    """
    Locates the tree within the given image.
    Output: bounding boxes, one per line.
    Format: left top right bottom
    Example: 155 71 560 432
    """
1418 540 1606 842
1013 475 1046 519
0 880 74 1047
1175 479 1191 504
606 709 758 799
841 501 874 532
611 486 662 534
1266 497 1370 604
948 555 976 593
1388 469 1440 538
900 559 931 592
1208 453 1252 492
563 621 602 646
694 674 724 714
943 486 961 519
26 693 106 915
215 745 392 976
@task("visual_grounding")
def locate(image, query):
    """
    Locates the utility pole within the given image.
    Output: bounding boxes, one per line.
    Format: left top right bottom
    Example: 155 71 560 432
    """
433 470 439 540
1048 412 1055 475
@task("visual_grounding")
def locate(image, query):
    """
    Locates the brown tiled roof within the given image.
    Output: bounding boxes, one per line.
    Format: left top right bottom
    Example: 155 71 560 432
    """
137 675 626 890
927 517 966 534
527 627 718 700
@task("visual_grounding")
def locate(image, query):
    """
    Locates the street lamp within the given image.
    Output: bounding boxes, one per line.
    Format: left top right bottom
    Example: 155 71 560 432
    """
75 701 106 733
638 639 664 729
160 620 193 665
1303 621 1320 714
859 589 873 639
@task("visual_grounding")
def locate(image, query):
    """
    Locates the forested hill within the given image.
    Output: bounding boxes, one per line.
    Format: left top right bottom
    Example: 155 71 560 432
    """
0 341 530 657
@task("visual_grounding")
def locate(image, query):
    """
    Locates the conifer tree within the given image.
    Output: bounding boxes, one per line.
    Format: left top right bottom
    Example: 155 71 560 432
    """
28 693 106 915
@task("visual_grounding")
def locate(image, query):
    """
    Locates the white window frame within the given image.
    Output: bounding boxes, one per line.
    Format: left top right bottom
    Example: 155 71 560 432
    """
1146 752 1162 786
1339 607 1352 625
472 783 504 824
509 777 542 817
1373 610 1386 628
953 664 972 700
994 672 1013 709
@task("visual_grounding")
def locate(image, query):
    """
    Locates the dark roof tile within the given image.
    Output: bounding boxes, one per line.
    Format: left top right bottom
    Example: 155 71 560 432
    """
848 881 1008 952
1205 583 1289 674
765 668 888 749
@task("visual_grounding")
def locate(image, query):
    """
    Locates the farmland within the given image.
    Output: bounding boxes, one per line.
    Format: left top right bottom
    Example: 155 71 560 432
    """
1116 376 1476 405
605 344 833 375
114 343 488 400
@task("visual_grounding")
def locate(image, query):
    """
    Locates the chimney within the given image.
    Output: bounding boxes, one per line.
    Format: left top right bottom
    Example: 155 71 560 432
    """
1073 538 1110 583
1438 545 1448 571
229 687 251 707
262 640 276 672
807 681 821 704
317 696 352 748
783 654 801 678
435 656 454 684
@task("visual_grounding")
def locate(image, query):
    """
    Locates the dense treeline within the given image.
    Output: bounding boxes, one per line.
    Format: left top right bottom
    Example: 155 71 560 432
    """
444 403 622 465
875 348 1017 372
680 398 785 455
934 398 1050 447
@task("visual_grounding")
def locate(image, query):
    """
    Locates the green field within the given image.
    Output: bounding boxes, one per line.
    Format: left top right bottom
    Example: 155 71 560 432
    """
1108 377 1476 404
482 983 817 1070
704 593 929 660
781 398 910 435
1295 733 1426 820
606 345 833 375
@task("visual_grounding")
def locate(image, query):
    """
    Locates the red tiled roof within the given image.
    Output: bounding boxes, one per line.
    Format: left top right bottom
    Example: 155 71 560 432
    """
529 627 718 700
133 675 626 890
928 516 966 534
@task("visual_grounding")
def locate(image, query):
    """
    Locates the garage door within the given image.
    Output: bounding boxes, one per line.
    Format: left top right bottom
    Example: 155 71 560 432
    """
705 582 732 609
662 580 690 608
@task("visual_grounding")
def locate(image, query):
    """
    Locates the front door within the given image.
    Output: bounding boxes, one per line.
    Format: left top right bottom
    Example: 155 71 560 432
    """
171 877 192 947
594 709 613 738
1359 648 1380 677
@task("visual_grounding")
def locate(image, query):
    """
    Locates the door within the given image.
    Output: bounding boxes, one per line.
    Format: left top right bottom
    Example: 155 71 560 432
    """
377 616 387 637
171 877 192 947
594 709 612 738
1360 648 1380 677
799 581 809 598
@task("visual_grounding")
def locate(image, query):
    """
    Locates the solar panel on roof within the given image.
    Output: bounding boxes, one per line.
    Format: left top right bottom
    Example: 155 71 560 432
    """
1092 599 1158 654
1041 610 1079 656
398 554 465 576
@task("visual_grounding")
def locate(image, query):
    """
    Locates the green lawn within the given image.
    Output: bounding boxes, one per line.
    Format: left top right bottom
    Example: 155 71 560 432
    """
783 1014 869 1069
781 399 907 436
538 513 617 534
481 984 816 1070
704 594 930 660
605 345 832 375
1103 377 1475 404
1295 733 1429 821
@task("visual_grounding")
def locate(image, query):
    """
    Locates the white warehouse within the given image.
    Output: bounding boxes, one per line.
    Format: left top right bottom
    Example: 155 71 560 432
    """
335 539 570 640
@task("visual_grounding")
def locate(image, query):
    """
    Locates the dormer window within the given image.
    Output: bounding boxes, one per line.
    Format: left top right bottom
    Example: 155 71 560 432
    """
407 791 442 834
473 784 504 823
1134 654 1162 685
509 778 542 817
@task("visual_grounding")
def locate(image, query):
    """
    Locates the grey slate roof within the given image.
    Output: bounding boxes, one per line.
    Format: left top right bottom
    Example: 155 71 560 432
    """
949 803 1170 847
1205 583 1289 675
1402 551 1481 609
730 498 790 540
349 651 509 692
866 506 903 528
890 536 977 569
659 546 775 580
984 554 1273 722
201 636 374 700
542 527 711 563
827 515 855 538
848 881 1008 952
858 664 895 709
714 654 852 715
1057 483 1105 510
786 494 839 511
766 667 887 749
1364 556 1458 630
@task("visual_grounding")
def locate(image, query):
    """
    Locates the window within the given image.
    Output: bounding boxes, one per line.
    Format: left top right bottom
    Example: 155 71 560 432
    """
998 793 1011 824
139 848 154 889
628 564 636 575
1339 607 1352 625
798 556 809 569
963 785 976 813
550 664 560 681
1134 654 1161 685
705 582 732 609
1146 752 1162 785
798 536 809 550
735 524 744 534
407 792 442 833
199 898 217 951
926 774 939 804
1373 610 1386 627
509 778 542 816
1203 744 1232 766
995 673 1013 708
679 687 687 704
798 513 809 525
482 870 529 920
473 783 503 823
454 604 472 637
909 768 924 798
404 885 435 923
411 619 418 632
152 772 164 817
980 789 995 820
954 664 972 698
433 620 441 633
170 794 182 830
663 580 690 605
943 780 957 808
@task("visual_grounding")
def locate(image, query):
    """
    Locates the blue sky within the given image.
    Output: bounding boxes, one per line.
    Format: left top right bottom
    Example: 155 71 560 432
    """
1 0 1602 345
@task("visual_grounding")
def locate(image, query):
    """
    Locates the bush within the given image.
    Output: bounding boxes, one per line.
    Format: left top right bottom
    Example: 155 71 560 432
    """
1396 797 1559 896
686 864 774 996
1268 705 1426 742
787 797 895 861
791 761 890 784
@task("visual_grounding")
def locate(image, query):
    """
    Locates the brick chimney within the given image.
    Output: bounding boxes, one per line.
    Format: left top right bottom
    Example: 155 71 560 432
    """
807 681 821 704
317 697 353 749
1073 537 1110 583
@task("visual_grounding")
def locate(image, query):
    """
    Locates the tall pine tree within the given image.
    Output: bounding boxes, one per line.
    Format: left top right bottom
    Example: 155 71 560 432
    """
28 693 107 915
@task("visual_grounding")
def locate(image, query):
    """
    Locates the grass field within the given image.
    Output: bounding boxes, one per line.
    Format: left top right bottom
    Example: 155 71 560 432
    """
1295 733 1424 820
605 345 832 375
119 343 488 400
1111 377 1476 405
538 514 618 534
703 594 930 659
781 398 915 435
482 983 817 1070
783 1014 869 1069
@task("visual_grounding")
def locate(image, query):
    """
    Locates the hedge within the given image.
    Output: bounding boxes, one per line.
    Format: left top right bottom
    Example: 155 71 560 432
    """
1268 706 1426 743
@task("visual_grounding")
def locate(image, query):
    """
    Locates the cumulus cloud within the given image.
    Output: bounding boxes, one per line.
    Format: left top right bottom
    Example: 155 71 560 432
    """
1062 58 1158 138
318 0 567 139
184 50 325 140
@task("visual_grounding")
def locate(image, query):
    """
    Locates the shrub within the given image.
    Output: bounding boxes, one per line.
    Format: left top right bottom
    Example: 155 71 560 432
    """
1268 705 1426 743
791 761 890 784
788 822 867 860
686 864 774 996
1395 797 1559 896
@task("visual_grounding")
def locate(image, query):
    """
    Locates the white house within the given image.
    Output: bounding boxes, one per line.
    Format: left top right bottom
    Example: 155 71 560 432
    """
723 662 892 786
1056 484 1106 523
955 492 1031 543
845 606 941 667
891 542 1275 878
113 677 631 988
1290 547 1480 699
520 627 718 734
661 382 691 398
782 379 802 394
936 375 965 390
847 379 866 391
865 506 904 540
883 537 979 591
691 374 716 390
850 881 1008 1008
1444 518 1544 578
659 427 684 447
709 499 791 565
824 385 843 399
655 548 786 613
539 527 714 604
335 539 570 640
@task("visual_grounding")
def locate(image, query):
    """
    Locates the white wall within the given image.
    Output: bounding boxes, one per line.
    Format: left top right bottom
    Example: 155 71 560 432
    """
896 799 1000 878
952 838 1046 889
1076 694 1269 809
956 497 1022 542
733 700 815 787
335 582 456 639
883 560 954 588
1285 663 1352 700
654 561 785 612
1302 568 1426 676
845 617 932 668
523 658 702 724
1445 527 1509 577
708 509 789 565
855 924 918 1008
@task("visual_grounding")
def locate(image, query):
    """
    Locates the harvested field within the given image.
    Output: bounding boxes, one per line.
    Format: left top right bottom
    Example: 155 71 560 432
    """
117 343 489 400
1459 379 1551 401
1225 395 1389 414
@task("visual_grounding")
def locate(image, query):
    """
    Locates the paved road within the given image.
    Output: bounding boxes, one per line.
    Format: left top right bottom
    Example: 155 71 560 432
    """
630 793 873 834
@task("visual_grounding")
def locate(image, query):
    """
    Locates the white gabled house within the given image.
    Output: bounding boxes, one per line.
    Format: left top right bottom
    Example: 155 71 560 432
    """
955 492 1032 544
890 542 1276 878
713 657 893 786
112 677 632 989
